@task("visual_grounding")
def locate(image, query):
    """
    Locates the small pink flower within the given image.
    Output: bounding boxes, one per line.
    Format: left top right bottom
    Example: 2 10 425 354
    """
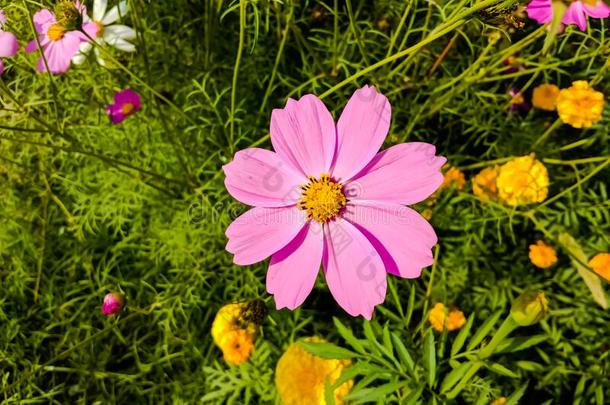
223 86 445 319
526 0 610 31
106 89 142 124
102 292 124 316
24 5 89 74
0 31 18 76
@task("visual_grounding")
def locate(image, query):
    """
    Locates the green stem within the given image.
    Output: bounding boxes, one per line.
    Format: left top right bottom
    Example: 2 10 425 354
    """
229 0 247 152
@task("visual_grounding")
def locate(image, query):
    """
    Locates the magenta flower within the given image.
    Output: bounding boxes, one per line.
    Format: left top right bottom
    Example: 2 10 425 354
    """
223 86 445 319
106 89 142 124
102 292 124 316
526 0 610 31
24 6 88 74
0 18 18 76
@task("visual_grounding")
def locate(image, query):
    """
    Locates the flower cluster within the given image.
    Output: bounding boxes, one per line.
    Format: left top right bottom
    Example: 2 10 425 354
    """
23 0 136 74
469 155 549 206
531 81 605 128
428 303 466 332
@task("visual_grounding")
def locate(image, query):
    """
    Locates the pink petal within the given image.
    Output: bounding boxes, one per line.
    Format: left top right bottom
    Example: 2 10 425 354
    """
225 206 306 265
323 218 386 319
526 0 553 23
223 148 306 207
343 201 437 279
345 142 446 205
270 94 336 177
0 32 18 58
331 85 391 182
83 21 100 39
562 2 588 30
25 39 39 53
0 59 4 76
33 9 55 33
267 222 324 310
583 1 610 18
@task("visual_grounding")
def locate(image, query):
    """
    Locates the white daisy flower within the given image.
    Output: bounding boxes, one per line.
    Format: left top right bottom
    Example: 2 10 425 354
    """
73 0 136 66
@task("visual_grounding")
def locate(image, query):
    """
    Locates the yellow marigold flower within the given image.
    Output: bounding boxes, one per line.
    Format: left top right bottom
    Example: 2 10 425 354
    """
428 303 466 332
472 166 499 202
496 155 548 206
211 303 242 345
441 166 466 191
556 81 605 128
490 397 507 405
211 302 259 365
532 84 560 111
218 329 255 365
275 337 353 405
588 253 610 281
529 240 557 269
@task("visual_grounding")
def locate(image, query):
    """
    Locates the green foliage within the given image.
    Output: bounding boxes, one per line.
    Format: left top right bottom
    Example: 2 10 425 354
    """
0 0 609 403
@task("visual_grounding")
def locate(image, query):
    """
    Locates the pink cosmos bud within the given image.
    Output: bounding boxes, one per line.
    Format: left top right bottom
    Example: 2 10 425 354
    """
102 292 124 316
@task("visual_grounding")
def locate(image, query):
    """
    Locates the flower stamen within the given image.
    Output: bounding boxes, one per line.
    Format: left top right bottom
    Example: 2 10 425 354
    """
121 102 135 115
299 174 346 223
48 23 67 41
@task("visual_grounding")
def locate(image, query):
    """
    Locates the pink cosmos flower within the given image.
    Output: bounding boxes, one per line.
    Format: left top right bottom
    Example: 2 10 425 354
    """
106 88 142 124
24 5 88 74
526 0 610 31
0 15 18 76
102 292 124 316
223 86 446 319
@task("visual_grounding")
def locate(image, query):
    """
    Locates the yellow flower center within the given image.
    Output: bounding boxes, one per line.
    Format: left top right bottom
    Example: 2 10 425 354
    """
121 102 135 115
48 23 67 41
579 0 597 5
95 20 104 36
299 174 346 223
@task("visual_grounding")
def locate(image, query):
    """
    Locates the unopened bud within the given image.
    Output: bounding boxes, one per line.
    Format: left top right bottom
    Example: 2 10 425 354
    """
510 291 548 326
102 292 124 316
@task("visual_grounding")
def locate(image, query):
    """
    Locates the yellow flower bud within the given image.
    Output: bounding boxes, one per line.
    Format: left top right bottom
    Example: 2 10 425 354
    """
510 291 549 326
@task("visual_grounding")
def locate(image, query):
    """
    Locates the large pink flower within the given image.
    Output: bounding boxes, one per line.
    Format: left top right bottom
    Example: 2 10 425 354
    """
526 0 610 31
25 7 88 74
223 86 446 319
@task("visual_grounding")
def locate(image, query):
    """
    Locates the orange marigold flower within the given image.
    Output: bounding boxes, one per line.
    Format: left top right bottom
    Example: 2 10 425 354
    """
472 166 499 202
529 240 557 269
218 329 255 365
428 303 466 332
556 81 605 128
441 166 466 191
532 84 560 111
497 154 548 206
588 253 610 281
275 337 353 405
